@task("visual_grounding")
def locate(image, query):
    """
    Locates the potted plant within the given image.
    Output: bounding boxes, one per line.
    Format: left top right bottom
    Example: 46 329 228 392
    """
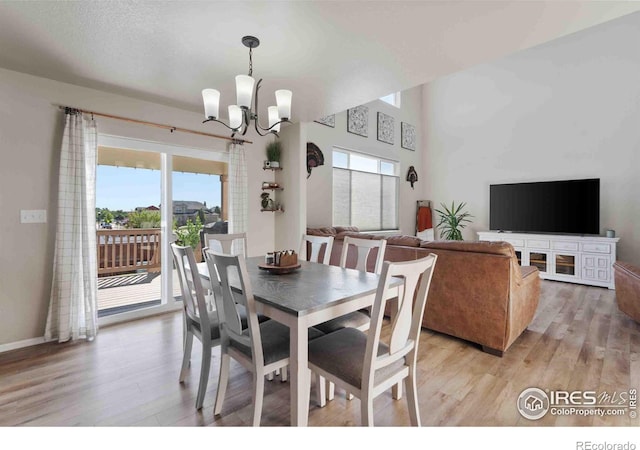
266 140 282 168
173 216 204 261
435 201 473 241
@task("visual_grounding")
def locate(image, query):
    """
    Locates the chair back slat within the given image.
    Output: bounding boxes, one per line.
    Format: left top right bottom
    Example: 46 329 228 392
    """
211 253 262 359
300 234 334 265
204 232 248 257
388 268 421 354
339 236 387 274
171 244 211 335
364 254 437 378
203 250 242 340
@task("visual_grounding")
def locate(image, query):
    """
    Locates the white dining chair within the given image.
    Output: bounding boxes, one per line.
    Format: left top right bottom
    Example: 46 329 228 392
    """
209 252 325 426
314 236 388 402
314 236 387 334
308 254 438 426
300 234 334 265
171 243 221 410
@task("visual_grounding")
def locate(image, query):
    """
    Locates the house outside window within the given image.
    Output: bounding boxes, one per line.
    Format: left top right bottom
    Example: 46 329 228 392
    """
332 148 399 232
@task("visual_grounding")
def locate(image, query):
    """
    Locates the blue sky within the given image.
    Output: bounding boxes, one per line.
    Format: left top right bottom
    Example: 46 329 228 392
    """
96 165 222 211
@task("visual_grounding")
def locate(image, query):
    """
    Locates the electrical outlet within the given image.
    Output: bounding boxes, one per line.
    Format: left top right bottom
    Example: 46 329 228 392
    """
20 209 47 224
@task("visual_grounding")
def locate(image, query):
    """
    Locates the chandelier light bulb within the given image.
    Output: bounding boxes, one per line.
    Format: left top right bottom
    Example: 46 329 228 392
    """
228 105 243 130
268 106 280 132
235 75 255 109
275 90 292 120
202 89 220 119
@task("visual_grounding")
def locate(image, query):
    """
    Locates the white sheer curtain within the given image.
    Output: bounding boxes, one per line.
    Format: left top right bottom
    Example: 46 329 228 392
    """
228 142 248 254
45 109 98 343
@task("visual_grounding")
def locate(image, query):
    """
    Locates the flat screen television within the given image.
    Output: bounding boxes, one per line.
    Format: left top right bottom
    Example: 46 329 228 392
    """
489 178 600 235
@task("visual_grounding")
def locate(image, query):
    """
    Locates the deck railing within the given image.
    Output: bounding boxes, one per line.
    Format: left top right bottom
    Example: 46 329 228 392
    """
97 228 161 276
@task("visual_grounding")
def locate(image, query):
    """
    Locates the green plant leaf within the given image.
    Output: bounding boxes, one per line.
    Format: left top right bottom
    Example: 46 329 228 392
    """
436 201 473 241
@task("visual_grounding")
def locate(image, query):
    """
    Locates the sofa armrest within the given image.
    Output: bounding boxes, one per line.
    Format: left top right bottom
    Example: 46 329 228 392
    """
614 261 640 323
505 266 540 350
614 261 640 280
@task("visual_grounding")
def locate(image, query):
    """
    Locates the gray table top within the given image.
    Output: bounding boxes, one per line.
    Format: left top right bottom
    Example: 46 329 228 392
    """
200 256 395 318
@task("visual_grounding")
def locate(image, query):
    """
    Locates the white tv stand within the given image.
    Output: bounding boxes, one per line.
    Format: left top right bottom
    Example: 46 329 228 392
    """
478 231 619 289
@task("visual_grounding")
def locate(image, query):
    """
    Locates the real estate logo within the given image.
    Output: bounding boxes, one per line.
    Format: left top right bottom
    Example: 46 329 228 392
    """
517 387 550 420
517 387 637 420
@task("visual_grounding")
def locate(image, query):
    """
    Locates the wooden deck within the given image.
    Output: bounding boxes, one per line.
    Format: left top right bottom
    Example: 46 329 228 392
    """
97 270 182 315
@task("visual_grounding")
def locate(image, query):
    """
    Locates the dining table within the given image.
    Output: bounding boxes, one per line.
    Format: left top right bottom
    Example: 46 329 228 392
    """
197 256 401 427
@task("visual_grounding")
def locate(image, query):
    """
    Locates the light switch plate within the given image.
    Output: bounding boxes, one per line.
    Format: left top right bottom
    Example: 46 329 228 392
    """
20 209 47 224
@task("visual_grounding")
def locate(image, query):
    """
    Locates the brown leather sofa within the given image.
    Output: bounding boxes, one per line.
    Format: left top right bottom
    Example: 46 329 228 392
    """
306 227 541 355
613 261 640 323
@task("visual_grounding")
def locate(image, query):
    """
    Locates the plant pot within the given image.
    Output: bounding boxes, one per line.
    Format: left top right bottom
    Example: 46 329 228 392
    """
269 161 280 168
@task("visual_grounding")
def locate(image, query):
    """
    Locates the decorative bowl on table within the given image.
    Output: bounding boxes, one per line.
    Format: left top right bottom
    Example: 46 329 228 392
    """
257 262 301 274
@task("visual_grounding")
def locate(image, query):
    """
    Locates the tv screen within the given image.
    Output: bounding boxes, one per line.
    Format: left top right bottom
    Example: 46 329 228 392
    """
490 178 600 235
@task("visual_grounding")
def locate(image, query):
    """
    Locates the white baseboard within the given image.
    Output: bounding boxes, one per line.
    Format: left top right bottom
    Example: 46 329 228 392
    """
0 303 183 354
0 336 46 354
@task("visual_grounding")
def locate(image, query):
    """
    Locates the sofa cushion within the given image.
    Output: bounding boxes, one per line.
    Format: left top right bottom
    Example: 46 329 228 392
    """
421 240 512 256
422 240 523 286
387 235 422 248
336 231 377 241
334 226 360 234
306 227 337 237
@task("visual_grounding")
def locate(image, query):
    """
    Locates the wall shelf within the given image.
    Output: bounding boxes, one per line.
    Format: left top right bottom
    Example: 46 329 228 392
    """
260 169 283 212
260 208 284 213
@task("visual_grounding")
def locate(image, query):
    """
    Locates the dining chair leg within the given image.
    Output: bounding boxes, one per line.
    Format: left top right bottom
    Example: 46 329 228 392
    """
406 371 420 426
315 374 326 407
179 331 194 382
252 371 265 426
392 381 403 400
281 366 288 382
326 380 335 401
195 347 212 410
214 353 230 416
361 392 374 427
266 371 274 381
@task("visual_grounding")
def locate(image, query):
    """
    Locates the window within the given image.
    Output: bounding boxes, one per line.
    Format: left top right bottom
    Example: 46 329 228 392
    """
379 92 401 108
332 149 399 231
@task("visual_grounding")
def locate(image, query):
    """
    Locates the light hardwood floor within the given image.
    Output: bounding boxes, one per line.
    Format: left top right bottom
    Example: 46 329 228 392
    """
0 280 638 426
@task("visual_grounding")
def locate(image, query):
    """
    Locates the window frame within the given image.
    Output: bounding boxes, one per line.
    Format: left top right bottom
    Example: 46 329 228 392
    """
379 92 401 108
332 147 400 232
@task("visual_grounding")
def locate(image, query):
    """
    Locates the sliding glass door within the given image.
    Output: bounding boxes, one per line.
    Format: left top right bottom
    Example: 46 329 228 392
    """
95 135 227 323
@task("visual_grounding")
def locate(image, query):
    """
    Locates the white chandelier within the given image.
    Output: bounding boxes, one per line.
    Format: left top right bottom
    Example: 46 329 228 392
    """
202 35 292 138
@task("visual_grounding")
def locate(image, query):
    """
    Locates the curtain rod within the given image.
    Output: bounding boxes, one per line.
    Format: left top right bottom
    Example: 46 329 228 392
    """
56 105 252 145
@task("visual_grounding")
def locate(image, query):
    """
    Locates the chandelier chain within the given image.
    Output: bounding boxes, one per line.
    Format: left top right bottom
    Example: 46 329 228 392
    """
249 47 253 76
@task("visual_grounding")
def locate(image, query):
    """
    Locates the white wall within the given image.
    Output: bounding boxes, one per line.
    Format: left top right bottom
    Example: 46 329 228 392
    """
274 122 308 252
0 67 275 347
423 12 640 265
305 85 426 236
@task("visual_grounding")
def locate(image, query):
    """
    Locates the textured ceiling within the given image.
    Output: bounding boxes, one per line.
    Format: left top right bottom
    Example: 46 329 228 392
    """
0 1 638 126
